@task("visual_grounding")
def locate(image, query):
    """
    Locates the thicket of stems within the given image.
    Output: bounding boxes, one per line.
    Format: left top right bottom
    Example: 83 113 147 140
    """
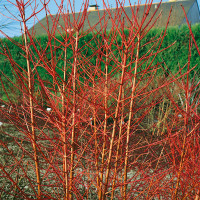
0 0 199 199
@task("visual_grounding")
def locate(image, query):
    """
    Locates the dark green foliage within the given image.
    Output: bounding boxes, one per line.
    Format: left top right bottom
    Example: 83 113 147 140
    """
1 24 200 96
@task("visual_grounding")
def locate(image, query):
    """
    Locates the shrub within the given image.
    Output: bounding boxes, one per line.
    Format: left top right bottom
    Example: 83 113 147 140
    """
0 0 199 199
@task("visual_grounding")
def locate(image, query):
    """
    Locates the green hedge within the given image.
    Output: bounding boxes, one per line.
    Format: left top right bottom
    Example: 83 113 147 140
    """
0 24 199 87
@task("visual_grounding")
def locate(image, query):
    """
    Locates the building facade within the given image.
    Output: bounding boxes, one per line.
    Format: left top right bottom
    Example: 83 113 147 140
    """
30 0 200 36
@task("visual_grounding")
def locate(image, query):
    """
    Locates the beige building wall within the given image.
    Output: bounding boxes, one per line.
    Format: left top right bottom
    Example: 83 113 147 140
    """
89 6 97 11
